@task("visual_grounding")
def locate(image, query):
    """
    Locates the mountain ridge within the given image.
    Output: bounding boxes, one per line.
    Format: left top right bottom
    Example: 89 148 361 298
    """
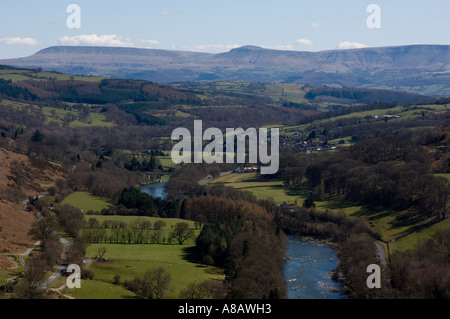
1 44 449 96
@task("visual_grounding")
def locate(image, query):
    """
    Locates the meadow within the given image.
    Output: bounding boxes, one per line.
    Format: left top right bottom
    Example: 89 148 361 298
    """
211 172 308 205
66 243 223 299
61 191 114 213
59 191 222 299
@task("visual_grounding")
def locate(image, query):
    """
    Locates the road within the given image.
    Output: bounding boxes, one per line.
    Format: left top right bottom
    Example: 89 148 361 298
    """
18 193 74 292
41 238 73 288
374 240 386 267
19 241 41 267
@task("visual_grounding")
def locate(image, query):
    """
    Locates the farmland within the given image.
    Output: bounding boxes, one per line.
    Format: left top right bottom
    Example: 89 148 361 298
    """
211 172 308 205
61 191 113 213
66 243 224 299
56 191 223 299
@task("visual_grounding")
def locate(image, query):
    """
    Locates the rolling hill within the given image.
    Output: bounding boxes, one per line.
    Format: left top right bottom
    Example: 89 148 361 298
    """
1 44 449 97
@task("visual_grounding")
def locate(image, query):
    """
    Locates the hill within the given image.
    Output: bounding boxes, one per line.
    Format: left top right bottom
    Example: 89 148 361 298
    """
1 44 449 97
0 148 65 254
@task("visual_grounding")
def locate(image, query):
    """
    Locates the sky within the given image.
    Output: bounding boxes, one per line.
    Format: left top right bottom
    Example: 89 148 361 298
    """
0 0 449 59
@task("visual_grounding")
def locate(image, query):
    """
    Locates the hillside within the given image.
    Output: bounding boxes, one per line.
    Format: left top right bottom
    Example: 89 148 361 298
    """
0 200 35 254
0 45 449 97
0 148 65 254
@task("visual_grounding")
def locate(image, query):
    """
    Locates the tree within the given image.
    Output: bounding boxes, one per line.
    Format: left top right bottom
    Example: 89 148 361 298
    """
179 280 225 299
303 194 316 208
15 257 48 299
28 215 58 246
153 220 166 230
432 177 449 219
142 267 172 299
31 129 44 142
97 246 107 260
169 222 195 245
118 187 156 216
151 228 164 244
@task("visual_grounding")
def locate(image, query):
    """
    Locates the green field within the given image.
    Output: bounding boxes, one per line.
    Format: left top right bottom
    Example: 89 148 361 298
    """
0 68 102 83
389 216 450 252
67 243 224 299
211 172 308 205
59 191 223 299
62 191 114 212
435 173 450 181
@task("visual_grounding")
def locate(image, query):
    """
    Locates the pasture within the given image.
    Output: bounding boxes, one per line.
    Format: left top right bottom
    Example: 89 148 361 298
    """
61 191 114 213
211 172 308 205
59 191 221 299
67 243 224 299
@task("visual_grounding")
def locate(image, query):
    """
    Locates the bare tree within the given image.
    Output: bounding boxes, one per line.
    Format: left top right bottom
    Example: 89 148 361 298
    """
15 258 48 299
143 267 172 299
169 222 195 245
179 280 226 299
151 228 164 244
28 215 58 245
97 246 107 260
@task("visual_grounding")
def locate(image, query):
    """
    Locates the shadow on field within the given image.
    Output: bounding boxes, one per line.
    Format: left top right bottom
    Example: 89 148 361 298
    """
351 206 395 221
181 246 222 275
390 210 426 228
181 246 202 264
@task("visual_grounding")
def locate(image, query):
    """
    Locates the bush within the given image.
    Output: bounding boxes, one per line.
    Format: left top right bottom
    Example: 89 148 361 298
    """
81 268 94 280
113 274 120 285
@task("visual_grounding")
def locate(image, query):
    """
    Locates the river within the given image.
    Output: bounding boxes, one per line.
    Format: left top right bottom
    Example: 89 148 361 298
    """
283 236 346 299
140 180 346 299
141 179 168 199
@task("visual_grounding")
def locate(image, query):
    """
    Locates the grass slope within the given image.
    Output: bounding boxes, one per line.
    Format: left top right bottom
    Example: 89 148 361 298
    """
211 172 308 205
61 191 113 213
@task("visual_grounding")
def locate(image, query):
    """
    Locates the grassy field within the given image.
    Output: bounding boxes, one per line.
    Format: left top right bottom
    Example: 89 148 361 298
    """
389 218 450 252
58 190 221 299
157 152 180 170
67 243 224 299
435 173 450 181
69 112 113 128
0 68 103 83
62 191 114 213
211 172 308 205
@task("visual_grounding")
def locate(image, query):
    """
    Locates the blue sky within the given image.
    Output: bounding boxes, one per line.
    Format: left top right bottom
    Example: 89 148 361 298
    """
0 0 449 59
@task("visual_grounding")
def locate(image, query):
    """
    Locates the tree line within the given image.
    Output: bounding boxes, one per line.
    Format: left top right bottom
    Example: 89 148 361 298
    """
82 218 195 245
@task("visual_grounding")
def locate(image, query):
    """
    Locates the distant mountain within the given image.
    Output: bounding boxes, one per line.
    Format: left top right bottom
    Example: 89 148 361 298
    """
1 44 449 96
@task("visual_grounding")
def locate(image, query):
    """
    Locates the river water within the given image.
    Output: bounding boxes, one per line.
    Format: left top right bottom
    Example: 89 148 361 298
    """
141 179 168 199
140 180 346 299
283 236 346 299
